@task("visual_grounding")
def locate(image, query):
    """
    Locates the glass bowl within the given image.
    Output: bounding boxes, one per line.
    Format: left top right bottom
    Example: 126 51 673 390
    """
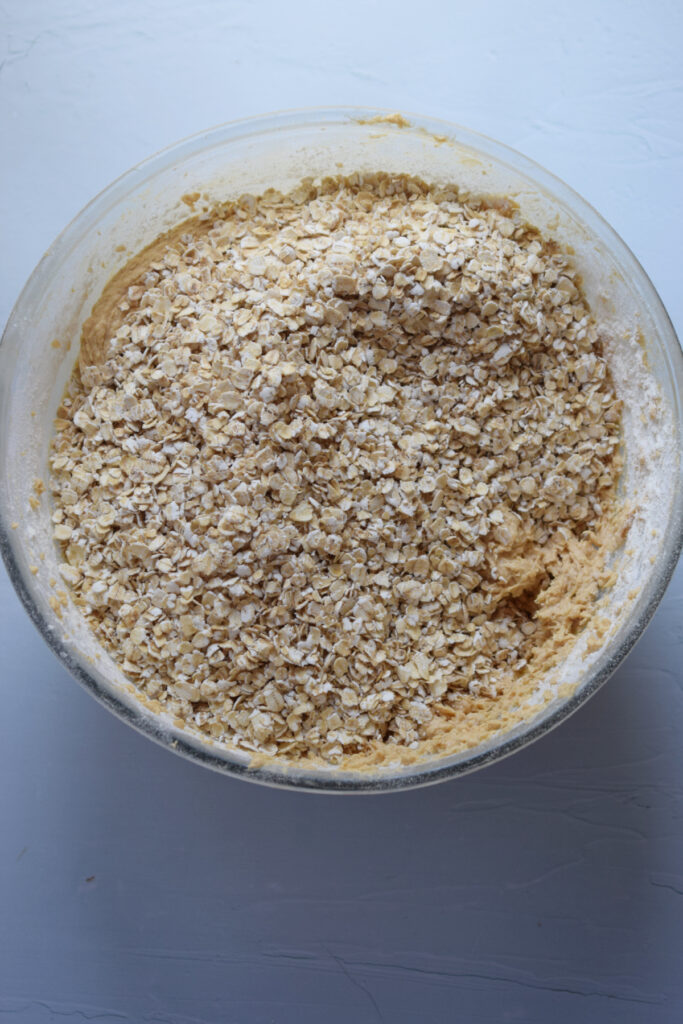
1 107 681 792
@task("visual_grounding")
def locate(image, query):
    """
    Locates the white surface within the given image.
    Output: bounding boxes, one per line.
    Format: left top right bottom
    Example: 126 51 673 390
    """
1 2 682 1021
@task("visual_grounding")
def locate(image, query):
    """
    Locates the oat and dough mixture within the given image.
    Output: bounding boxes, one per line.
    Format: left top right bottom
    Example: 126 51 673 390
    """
49 173 623 767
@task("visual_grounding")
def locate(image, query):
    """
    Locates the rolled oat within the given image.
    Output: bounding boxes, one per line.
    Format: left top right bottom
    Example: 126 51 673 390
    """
49 173 622 765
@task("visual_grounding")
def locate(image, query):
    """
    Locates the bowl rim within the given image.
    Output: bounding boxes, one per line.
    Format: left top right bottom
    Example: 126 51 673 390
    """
1 104 682 793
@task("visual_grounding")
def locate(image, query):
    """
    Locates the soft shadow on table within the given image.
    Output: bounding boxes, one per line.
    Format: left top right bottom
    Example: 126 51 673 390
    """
7 569 683 1024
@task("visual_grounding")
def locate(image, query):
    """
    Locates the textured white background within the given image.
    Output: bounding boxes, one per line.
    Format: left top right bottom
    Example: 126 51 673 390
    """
1 2 682 1021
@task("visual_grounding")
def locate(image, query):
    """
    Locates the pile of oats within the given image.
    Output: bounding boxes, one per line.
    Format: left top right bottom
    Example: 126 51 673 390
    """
49 173 621 764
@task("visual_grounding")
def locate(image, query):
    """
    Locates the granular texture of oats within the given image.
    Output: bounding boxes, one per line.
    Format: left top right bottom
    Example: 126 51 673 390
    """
49 173 622 764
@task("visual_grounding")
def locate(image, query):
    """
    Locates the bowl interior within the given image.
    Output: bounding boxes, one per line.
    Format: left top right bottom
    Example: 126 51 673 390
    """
1 109 681 790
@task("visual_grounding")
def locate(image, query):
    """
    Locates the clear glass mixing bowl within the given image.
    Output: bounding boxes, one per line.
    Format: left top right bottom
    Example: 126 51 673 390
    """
1 108 681 791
